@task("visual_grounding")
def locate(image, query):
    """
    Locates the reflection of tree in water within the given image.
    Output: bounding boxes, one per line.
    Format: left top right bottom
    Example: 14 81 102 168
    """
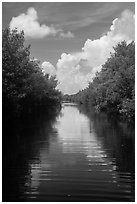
78 105 135 200
3 110 60 201
78 105 135 174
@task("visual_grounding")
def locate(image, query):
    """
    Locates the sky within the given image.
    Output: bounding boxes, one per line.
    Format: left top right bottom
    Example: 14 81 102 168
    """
2 2 135 94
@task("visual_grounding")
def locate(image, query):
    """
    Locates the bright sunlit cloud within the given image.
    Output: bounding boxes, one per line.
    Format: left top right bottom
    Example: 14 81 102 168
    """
55 9 135 94
9 7 74 39
41 61 56 76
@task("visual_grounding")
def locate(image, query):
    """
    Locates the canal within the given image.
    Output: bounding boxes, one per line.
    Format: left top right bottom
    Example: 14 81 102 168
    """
3 103 135 201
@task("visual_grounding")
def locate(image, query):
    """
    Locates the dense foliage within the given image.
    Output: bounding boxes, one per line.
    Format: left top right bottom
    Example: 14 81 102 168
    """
3 28 62 122
63 41 135 122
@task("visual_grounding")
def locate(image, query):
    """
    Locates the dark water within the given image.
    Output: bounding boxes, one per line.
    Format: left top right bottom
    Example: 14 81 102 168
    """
3 103 135 202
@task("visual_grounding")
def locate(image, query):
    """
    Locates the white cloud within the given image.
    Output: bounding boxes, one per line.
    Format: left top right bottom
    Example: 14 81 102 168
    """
55 9 135 94
109 9 135 41
59 31 74 38
41 61 56 76
9 7 58 39
56 53 80 81
9 7 74 39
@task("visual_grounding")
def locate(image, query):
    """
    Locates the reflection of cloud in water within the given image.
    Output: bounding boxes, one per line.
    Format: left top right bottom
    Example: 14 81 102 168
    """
38 105 118 171
55 105 119 182
56 105 105 154
27 104 129 199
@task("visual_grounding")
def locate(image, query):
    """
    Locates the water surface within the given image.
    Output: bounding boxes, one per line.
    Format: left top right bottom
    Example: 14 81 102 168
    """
3 103 135 201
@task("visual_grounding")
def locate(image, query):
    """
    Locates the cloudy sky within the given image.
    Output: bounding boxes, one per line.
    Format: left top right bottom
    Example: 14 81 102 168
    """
2 2 135 94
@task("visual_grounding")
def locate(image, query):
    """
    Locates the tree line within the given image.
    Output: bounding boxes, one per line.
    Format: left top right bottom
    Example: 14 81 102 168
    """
63 41 135 122
3 28 62 123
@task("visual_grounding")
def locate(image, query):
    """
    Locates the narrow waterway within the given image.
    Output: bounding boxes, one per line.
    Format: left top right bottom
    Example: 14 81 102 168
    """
3 103 135 201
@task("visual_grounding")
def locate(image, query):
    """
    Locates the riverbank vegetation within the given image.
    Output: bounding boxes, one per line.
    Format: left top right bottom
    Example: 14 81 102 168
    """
3 27 62 166
3 28 62 124
63 41 135 122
